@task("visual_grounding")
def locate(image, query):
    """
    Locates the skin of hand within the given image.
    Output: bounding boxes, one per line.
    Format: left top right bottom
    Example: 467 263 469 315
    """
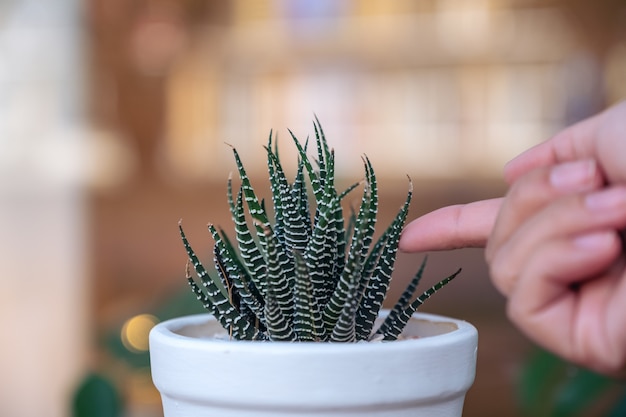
399 101 626 377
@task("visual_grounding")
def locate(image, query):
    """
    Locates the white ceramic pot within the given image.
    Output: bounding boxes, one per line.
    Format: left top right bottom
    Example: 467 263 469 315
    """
149 312 478 417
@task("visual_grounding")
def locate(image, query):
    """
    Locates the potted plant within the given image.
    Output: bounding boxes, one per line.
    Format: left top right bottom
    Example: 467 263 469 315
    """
149 119 478 417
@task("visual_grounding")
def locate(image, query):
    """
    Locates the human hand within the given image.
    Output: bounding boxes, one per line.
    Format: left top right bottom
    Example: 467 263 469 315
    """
399 101 626 376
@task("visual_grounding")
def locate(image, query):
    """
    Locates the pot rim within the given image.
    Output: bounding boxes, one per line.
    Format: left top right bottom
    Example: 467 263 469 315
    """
150 311 477 354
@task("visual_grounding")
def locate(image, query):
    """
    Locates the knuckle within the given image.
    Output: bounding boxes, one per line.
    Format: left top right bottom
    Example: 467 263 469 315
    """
578 339 626 377
506 169 547 205
488 251 515 296
509 166 558 212
505 299 521 324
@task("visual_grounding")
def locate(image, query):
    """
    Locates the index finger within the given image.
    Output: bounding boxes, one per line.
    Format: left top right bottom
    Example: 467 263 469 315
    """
399 198 502 252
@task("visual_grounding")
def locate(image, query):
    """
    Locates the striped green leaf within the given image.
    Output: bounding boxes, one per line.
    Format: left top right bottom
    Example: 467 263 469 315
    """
378 268 462 341
356 180 413 339
181 120 461 342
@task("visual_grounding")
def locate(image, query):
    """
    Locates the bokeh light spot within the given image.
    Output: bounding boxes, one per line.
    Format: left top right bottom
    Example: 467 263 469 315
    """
121 314 159 353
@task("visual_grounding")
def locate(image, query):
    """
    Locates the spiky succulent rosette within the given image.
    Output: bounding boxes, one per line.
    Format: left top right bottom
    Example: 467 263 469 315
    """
180 119 461 342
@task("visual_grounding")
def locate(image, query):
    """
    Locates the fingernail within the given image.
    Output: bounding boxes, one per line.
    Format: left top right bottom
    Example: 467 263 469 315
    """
550 160 597 191
573 231 615 249
585 187 626 211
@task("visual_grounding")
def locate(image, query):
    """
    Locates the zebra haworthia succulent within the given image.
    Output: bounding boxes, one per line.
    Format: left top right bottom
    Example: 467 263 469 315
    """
180 119 461 342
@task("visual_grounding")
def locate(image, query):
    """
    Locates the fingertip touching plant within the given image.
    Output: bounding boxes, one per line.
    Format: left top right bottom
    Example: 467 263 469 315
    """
180 118 461 342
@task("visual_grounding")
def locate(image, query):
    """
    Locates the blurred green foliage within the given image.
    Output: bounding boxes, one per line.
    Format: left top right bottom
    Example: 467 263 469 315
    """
72 373 122 417
519 348 626 417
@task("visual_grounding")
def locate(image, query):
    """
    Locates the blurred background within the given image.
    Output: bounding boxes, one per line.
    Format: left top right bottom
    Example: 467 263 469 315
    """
1 0 625 416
